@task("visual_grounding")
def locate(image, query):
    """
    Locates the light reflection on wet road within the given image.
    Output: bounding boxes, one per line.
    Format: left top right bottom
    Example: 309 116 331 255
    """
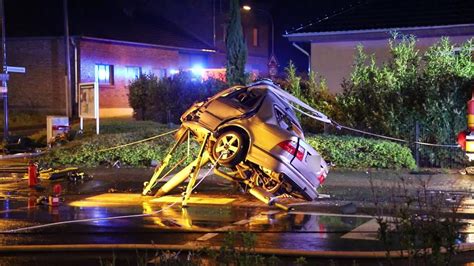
0 194 382 253
0 165 473 256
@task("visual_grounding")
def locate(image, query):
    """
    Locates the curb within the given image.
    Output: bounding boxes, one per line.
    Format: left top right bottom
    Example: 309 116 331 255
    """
0 243 473 258
0 151 44 160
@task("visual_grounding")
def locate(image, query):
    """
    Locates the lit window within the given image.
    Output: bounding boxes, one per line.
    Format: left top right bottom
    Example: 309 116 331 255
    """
252 28 259 47
96 64 114 85
126 66 141 80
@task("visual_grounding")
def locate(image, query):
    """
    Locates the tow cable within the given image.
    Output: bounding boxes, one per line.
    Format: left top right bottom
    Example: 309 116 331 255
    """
3 152 226 233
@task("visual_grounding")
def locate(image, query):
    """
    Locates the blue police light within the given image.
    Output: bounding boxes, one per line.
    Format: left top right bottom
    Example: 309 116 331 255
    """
191 65 205 77
169 69 180 75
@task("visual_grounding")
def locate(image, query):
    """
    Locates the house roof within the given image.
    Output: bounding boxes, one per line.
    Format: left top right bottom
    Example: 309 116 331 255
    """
285 0 474 36
6 0 214 51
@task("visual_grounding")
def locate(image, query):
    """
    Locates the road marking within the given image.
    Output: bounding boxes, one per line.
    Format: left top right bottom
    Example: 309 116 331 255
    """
197 233 219 241
192 210 282 242
289 211 374 219
233 219 250 225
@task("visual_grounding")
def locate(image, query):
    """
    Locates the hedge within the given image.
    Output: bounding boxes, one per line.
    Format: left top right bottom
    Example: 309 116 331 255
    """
42 120 416 170
40 120 198 167
306 134 416 169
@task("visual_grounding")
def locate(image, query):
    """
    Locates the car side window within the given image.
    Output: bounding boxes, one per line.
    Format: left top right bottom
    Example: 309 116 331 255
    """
275 107 292 130
275 106 304 137
224 88 262 110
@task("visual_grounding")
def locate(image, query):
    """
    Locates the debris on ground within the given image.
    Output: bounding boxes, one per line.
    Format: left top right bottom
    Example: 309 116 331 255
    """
459 166 474 175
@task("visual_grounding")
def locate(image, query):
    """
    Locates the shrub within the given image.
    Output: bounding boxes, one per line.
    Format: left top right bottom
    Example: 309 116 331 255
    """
128 73 159 120
280 61 344 133
338 34 474 166
306 134 416 169
127 72 227 124
153 72 227 124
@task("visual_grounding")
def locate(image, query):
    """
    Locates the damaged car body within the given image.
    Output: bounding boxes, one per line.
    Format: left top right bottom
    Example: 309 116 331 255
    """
143 80 333 210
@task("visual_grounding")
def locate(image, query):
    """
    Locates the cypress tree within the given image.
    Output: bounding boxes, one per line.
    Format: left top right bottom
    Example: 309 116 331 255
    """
225 0 247 85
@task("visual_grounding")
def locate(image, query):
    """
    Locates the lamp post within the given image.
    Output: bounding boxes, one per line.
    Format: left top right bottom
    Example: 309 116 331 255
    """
0 0 8 141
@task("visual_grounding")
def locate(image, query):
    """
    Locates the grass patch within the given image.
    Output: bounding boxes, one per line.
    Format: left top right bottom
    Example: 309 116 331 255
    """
40 118 197 167
41 119 417 169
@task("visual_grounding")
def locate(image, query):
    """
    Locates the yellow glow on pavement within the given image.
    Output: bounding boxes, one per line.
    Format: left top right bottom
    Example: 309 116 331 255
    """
69 193 235 207
69 193 153 207
150 196 235 205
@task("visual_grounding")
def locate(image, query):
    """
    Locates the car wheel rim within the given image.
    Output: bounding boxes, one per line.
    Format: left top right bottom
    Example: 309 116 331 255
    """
215 133 240 160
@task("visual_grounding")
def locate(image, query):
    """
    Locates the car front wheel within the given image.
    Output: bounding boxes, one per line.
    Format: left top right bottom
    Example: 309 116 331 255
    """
212 130 246 167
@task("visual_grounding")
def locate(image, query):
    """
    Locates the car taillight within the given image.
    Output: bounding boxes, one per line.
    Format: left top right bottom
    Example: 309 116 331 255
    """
277 140 305 161
317 174 326 185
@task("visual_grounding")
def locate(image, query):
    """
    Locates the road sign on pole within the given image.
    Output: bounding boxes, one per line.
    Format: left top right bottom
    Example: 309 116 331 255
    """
6 66 25 73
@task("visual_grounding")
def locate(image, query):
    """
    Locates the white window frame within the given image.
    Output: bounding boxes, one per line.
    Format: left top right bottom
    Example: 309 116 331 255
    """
96 64 114 85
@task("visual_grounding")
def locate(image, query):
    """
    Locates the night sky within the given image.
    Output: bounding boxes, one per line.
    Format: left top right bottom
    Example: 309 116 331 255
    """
4 0 371 72
265 0 363 72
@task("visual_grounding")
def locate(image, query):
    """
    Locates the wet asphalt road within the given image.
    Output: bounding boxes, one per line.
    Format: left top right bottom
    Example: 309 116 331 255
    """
1 160 474 265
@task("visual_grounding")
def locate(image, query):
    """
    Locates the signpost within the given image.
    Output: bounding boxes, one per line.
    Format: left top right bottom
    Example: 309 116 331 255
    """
78 82 99 134
6 66 25 73
268 54 279 78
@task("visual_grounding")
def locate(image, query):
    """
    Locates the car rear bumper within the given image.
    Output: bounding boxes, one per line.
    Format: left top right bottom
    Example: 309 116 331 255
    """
248 144 319 200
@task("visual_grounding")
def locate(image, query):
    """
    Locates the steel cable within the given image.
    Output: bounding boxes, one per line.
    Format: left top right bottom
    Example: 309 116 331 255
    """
3 151 225 233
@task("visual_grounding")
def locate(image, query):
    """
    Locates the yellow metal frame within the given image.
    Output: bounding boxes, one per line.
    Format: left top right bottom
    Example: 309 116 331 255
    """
145 128 291 211
182 133 210 207
142 129 189 196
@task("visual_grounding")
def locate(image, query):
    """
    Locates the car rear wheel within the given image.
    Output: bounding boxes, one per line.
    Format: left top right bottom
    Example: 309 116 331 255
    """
212 130 246 167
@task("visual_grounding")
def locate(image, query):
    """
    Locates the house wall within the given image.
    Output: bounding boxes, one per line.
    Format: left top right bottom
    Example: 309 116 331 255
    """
7 36 268 120
208 52 269 76
79 39 181 117
311 35 474 93
7 37 67 115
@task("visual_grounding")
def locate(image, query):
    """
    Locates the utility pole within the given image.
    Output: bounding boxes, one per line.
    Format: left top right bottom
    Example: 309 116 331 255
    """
0 0 8 141
63 0 71 117
212 0 216 47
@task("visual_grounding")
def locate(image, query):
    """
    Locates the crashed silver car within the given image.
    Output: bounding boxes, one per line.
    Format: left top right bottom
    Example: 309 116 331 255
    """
144 80 331 209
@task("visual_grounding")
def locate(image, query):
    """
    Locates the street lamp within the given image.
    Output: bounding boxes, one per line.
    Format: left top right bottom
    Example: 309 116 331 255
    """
242 5 274 58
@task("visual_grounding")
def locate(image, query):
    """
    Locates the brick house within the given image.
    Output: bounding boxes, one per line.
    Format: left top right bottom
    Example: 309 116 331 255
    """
284 0 474 93
6 0 270 117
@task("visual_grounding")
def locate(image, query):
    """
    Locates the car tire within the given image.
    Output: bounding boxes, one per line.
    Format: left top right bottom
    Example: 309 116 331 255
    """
212 130 247 167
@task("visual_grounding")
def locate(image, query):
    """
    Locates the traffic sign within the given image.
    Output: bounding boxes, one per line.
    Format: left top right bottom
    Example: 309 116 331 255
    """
6 66 26 73
0 73 8 81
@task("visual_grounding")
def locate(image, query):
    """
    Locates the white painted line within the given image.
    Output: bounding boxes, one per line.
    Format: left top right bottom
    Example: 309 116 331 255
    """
197 233 219 241
289 211 374 219
193 210 280 242
233 219 250 225
217 226 234 231
340 218 380 241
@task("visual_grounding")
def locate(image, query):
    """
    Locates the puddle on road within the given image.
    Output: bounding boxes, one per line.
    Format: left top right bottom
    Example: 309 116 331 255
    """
1 194 474 251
